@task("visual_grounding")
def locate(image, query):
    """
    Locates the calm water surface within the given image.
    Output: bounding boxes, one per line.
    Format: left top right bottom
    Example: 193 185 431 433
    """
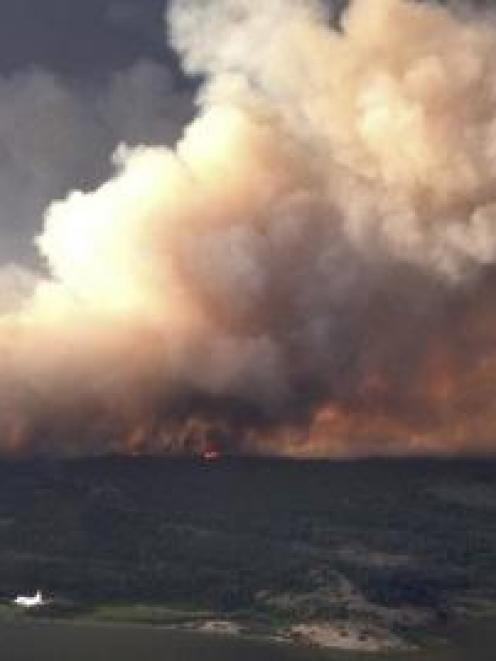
0 619 495 661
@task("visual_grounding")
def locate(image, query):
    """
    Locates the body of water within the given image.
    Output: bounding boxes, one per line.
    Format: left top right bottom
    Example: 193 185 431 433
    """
0 618 495 661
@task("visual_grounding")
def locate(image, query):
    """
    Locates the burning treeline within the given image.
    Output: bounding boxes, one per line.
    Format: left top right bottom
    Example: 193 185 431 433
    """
1 0 496 456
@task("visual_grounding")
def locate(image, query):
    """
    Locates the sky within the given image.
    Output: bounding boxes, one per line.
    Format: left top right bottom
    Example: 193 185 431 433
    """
0 0 170 75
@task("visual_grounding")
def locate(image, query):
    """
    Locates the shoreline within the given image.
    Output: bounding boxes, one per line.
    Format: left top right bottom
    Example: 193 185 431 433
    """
0 604 420 654
9 602 496 656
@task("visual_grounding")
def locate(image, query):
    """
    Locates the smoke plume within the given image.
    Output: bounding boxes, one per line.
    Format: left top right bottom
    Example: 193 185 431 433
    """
0 60 191 266
2 0 496 456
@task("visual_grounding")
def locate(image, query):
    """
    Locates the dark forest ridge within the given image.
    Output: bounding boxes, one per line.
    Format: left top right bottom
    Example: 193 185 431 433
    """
0 455 494 650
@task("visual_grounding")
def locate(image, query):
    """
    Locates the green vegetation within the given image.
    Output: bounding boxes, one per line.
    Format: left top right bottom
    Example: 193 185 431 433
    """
0 456 494 643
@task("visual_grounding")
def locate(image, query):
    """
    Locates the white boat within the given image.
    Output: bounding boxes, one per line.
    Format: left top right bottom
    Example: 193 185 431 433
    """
13 590 45 608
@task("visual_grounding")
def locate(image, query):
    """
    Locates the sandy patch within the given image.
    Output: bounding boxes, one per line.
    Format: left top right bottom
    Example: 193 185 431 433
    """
196 620 242 635
287 622 406 652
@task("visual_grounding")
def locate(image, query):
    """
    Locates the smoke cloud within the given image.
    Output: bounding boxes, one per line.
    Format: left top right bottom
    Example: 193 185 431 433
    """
0 60 191 265
1 0 496 457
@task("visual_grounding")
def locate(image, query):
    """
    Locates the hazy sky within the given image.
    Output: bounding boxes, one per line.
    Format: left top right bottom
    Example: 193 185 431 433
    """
0 0 191 77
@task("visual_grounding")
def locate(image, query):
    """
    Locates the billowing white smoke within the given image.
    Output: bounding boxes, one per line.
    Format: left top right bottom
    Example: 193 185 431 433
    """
170 0 496 278
0 60 191 266
2 0 496 456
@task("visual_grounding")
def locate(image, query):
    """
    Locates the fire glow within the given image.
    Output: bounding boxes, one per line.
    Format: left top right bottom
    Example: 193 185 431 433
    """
1 0 496 457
